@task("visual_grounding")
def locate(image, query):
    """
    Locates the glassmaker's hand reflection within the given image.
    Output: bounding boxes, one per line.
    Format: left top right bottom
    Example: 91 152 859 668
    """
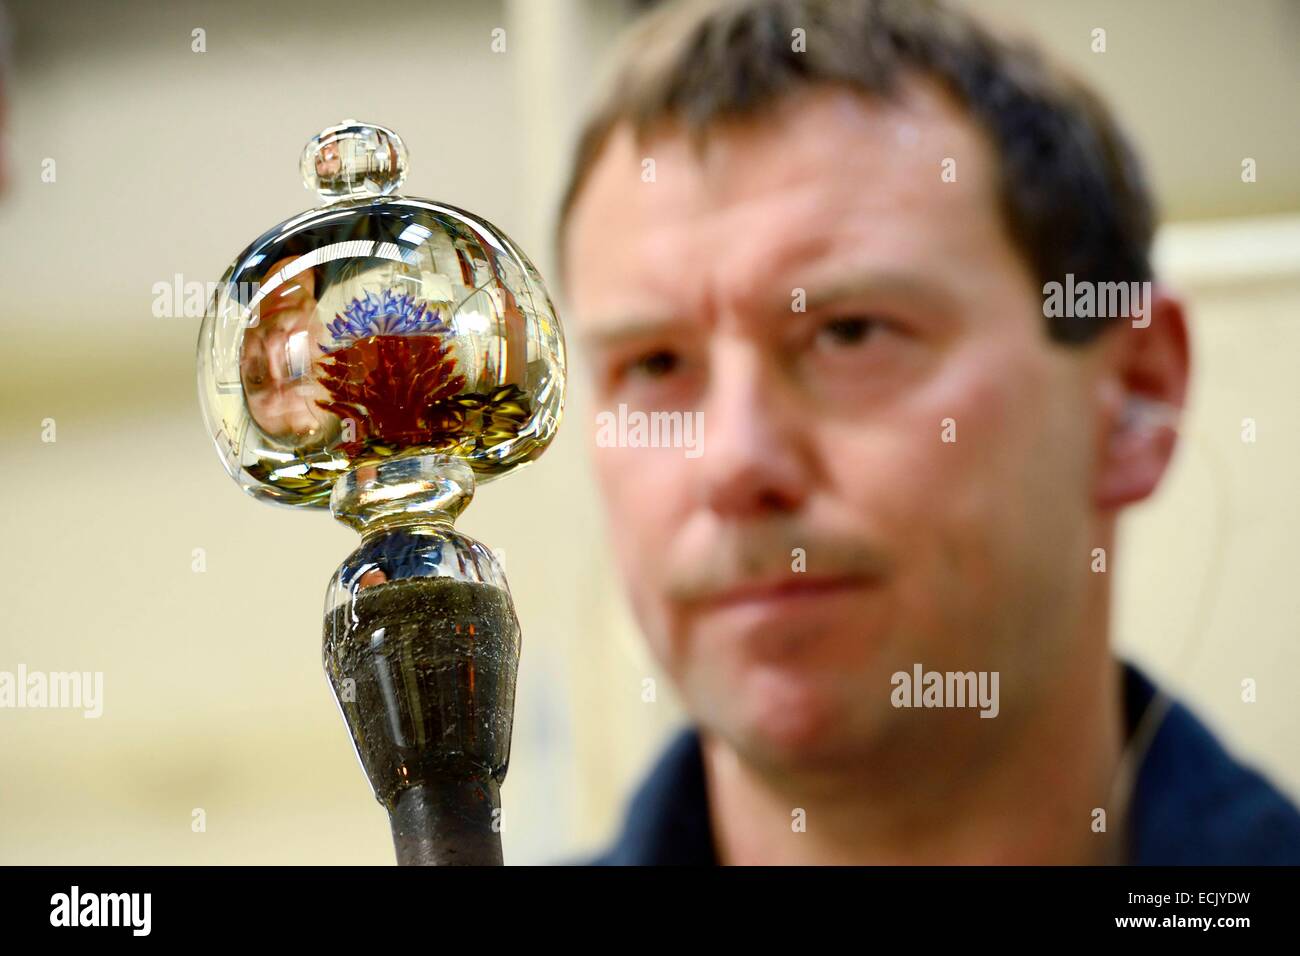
344 528 444 590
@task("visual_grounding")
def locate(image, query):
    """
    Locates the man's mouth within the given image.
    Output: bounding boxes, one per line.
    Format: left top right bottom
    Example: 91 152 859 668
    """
700 573 880 611
684 572 888 660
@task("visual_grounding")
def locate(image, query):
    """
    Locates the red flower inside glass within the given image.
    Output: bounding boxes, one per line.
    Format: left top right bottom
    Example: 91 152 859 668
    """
315 290 467 457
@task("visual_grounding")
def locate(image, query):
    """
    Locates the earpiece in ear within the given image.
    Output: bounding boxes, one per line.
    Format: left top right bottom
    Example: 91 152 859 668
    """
1117 396 1180 436
1097 395 1182 506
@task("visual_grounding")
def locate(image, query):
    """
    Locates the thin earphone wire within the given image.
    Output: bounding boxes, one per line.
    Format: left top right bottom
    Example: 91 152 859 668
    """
1104 416 1231 863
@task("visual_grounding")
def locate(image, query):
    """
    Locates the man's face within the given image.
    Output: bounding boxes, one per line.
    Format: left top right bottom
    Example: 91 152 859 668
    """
241 256 337 449
565 83 1111 772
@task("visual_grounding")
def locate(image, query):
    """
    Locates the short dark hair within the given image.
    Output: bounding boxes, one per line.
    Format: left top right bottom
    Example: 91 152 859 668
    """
556 0 1156 343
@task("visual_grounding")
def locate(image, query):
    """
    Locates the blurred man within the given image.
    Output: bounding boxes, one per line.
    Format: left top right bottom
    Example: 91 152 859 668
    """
557 0 1300 864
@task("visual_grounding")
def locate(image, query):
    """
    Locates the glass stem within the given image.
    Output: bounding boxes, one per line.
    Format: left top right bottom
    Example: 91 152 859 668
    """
389 778 503 866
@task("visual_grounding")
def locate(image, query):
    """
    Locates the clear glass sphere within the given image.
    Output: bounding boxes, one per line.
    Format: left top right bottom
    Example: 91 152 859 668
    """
197 122 566 508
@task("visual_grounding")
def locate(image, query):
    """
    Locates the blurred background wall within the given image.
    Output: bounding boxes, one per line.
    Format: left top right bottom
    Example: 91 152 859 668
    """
0 0 1296 864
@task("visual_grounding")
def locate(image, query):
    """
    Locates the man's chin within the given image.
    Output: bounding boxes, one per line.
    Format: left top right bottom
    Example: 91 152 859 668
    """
253 405 341 452
710 664 869 772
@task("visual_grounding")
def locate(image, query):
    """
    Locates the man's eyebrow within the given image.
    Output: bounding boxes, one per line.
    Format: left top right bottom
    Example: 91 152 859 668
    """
800 270 959 313
581 317 695 351
579 272 958 349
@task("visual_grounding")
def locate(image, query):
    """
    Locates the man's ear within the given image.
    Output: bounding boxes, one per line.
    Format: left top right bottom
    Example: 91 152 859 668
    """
1092 285 1191 510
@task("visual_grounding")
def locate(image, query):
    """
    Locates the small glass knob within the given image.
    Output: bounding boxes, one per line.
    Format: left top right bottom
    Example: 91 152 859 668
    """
301 119 408 201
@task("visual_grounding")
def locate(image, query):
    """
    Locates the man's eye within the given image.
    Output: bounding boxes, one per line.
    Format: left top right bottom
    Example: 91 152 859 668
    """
242 350 268 388
816 317 879 348
625 349 680 378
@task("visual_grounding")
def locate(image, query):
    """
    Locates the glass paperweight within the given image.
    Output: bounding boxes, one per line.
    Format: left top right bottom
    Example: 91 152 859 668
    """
196 120 566 865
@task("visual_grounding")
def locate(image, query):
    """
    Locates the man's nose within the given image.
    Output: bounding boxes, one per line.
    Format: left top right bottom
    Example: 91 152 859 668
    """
695 339 813 519
263 327 313 384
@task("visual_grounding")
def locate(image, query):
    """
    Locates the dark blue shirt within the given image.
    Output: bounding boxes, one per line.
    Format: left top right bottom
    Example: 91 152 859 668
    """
575 662 1300 865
